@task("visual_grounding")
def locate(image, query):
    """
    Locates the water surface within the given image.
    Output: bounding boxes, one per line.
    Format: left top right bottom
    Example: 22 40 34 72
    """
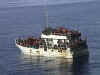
0 0 100 75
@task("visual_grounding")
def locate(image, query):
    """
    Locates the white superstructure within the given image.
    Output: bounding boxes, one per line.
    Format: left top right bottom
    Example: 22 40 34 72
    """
41 34 68 39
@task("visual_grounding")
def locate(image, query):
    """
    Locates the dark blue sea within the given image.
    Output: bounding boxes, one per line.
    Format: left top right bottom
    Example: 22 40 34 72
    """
0 0 100 75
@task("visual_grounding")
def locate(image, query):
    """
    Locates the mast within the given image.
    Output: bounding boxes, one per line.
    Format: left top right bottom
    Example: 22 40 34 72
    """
44 0 48 28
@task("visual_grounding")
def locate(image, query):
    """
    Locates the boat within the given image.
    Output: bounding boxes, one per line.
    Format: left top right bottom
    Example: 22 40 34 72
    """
15 27 89 58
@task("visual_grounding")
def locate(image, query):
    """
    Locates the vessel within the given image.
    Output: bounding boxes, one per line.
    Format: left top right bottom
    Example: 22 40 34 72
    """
15 27 89 58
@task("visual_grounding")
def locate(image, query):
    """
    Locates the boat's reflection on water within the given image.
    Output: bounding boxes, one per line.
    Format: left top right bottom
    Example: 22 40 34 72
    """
19 54 90 75
72 56 90 75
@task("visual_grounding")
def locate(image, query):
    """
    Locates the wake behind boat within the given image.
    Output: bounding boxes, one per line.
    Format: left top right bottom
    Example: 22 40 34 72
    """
15 27 89 58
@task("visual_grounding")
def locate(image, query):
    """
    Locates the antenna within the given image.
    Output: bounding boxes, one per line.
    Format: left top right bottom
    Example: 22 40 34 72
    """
44 0 48 28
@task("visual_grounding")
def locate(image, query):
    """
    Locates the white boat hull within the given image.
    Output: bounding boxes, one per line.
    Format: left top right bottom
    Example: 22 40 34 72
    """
16 44 73 58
